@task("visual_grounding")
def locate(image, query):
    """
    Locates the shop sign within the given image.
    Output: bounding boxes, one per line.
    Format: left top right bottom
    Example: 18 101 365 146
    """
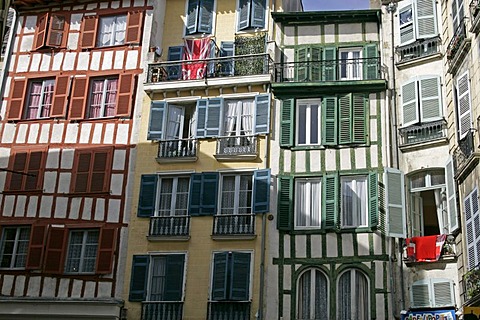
401 309 455 320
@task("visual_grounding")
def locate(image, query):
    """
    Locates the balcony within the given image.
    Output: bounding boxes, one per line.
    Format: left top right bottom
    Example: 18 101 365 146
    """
214 135 258 161
404 234 456 266
470 0 480 33
207 301 251 320
453 130 480 182
398 119 448 150
148 216 190 239
396 36 442 66
447 18 472 74
142 302 183 320
465 263 480 303
212 214 255 238
156 139 198 163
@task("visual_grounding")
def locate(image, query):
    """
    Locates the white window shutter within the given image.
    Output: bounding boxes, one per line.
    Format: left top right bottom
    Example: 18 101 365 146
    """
402 80 419 127
432 279 454 307
415 0 437 39
456 71 472 140
465 188 479 270
411 280 431 307
445 157 458 233
419 76 442 122
399 1 416 45
385 168 406 238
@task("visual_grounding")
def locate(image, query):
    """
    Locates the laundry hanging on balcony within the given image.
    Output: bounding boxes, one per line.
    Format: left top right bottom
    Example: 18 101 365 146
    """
406 234 447 262
182 37 212 80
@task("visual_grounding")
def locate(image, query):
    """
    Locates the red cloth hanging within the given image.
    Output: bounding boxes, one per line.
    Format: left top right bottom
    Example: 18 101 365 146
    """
182 37 212 80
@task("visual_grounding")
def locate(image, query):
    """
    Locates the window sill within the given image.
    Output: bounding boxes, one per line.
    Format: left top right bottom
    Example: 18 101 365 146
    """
1 189 43 195
67 191 110 197
287 227 375 235
214 154 258 162
211 234 256 241
287 144 370 151
147 235 190 242
404 254 457 267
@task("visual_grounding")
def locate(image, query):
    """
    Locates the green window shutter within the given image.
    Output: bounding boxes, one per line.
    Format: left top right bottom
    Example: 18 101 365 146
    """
352 94 367 144
238 0 250 30
129 255 150 301
369 171 378 228
445 157 458 233
164 254 185 301
255 94 270 134
251 0 266 28
198 0 214 33
415 0 437 39
212 252 228 300
384 168 406 238
196 99 208 138
321 96 337 145
206 98 223 137
338 94 352 144
202 172 219 215
147 101 166 140
456 71 472 139
138 175 158 217
323 173 338 230
230 252 251 300
310 46 322 81
401 80 419 127
253 169 270 213
280 99 294 147
363 44 378 80
419 76 442 122
186 0 199 34
189 173 203 216
277 176 293 231
322 47 336 81
295 47 308 81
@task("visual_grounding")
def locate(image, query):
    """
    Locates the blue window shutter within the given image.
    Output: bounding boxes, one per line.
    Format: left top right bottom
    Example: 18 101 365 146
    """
148 101 166 140
129 255 149 301
238 0 250 30
321 96 337 146
251 0 266 28
220 42 234 76
230 252 251 301
254 94 270 134
198 0 214 33
323 173 338 230
277 176 293 231
253 169 270 213
206 98 223 137
363 44 378 80
201 172 219 215
186 0 199 34
196 99 208 138
164 254 185 301
212 252 228 300
220 41 234 56
167 46 184 80
369 171 378 228
322 47 336 81
189 173 203 216
138 175 158 217
280 99 294 147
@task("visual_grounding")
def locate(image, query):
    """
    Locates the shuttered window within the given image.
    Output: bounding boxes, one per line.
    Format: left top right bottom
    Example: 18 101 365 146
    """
465 188 480 270
64 229 100 274
337 269 370 320
186 0 214 35
211 251 251 301
71 148 113 193
6 148 47 191
398 0 438 46
33 13 68 50
297 269 329 319
385 168 407 238
411 278 455 308
401 76 442 127
456 71 472 140
238 0 266 31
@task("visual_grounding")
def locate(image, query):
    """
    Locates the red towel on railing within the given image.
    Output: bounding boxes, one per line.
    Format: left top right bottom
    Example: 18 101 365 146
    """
405 234 447 262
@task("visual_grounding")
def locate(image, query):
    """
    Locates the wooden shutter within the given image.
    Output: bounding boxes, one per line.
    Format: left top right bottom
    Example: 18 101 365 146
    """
164 255 185 301
43 226 68 274
212 252 228 300
90 149 111 193
186 0 200 34
254 94 270 134
384 168 406 238
363 44 378 80
80 15 98 48
7 151 27 191
51 75 70 117
205 98 222 137
46 14 67 48
96 227 117 274
72 151 91 193
230 252 251 301
338 94 352 144
445 157 458 233
251 0 266 28
7 78 27 120
148 101 166 140
198 0 214 33
26 224 47 270
116 73 134 117
126 11 143 44
238 0 250 30
295 47 308 81
138 174 158 217
323 174 338 230
220 42 234 76
419 76 442 122
401 79 419 127
415 0 437 39
456 71 471 139
253 169 270 213
322 96 337 146
369 172 378 228
399 2 415 45
280 99 294 147
33 13 48 50
25 150 44 190
277 176 293 231
322 47 336 81
352 94 367 144
189 173 203 216
195 99 208 138
188 173 218 216
69 77 88 120
129 255 149 301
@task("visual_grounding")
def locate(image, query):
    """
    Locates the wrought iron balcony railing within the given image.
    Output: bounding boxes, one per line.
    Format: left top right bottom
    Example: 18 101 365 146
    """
157 139 197 159
142 301 183 320
464 262 480 301
146 54 272 83
398 119 447 147
447 18 468 62
453 130 475 174
396 36 441 63
274 57 381 82
149 216 190 237
470 0 480 33
207 301 251 320
216 135 257 157
213 214 255 236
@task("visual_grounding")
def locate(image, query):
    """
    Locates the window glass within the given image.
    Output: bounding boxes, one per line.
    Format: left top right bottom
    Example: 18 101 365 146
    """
25 79 55 119
49 15 66 46
341 176 368 228
296 100 321 145
399 8 413 26
295 179 321 228
0 226 30 269
88 77 118 118
97 15 127 47
157 176 190 216
65 229 99 273
220 174 253 214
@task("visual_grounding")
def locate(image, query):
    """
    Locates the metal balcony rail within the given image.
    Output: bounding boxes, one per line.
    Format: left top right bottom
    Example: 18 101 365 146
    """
447 18 468 61
398 119 447 146
142 301 183 320
157 138 197 159
464 262 480 301
471 0 480 19
213 213 255 235
453 130 475 174
273 57 381 82
396 36 441 63
147 53 272 83
149 216 190 237
216 135 257 156
207 301 251 320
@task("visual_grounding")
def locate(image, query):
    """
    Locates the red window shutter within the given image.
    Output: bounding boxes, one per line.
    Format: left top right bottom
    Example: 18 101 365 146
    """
125 11 143 44
7 79 27 120
96 226 117 274
115 73 134 117
25 150 45 190
46 14 67 48
7 151 27 191
51 75 70 117
72 151 92 193
43 227 68 274
26 224 47 270
80 15 98 49
90 150 110 192
69 77 88 120
33 13 48 50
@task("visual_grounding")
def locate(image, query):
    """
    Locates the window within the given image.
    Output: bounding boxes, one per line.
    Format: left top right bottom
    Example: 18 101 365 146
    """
401 76 442 127
186 0 214 35
220 173 253 215
455 71 471 140
0 226 30 269
65 229 99 274
71 148 113 193
465 188 480 270
97 15 127 47
211 251 251 301
6 148 46 191
223 99 254 138
295 178 321 229
341 176 368 228
337 269 369 320
33 13 68 50
87 77 118 118
398 0 438 45
297 269 328 319
410 278 455 308
296 99 321 146
452 0 465 31
237 0 266 31
24 79 55 119
157 177 190 217
339 48 362 80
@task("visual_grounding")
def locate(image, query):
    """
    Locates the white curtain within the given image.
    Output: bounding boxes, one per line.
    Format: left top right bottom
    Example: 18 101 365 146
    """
355 271 369 320
296 180 321 227
296 181 308 227
241 100 253 135
434 188 446 234
338 271 351 320
224 101 238 136
149 257 166 301
297 271 311 320
342 177 367 227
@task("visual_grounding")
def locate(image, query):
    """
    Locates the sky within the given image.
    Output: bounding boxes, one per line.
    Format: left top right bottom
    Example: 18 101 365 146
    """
302 0 371 11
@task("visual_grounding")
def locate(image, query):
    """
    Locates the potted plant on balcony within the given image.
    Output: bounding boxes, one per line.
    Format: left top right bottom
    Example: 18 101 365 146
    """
465 268 480 300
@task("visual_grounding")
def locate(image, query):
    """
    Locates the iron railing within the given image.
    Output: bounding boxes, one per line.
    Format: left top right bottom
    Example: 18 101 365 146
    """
213 214 255 235
396 36 441 63
207 301 251 320
273 57 381 82
157 139 197 159
453 130 475 174
447 18 468 61
464 262 480 301
216 135 257 156
142 302 183 320
398 119 447 146
149 216 190 237
147 54 272 83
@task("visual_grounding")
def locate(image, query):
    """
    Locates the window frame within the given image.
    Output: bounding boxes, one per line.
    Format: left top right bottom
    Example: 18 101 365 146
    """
145 253 186 302
296 99 322 146
24 78 56 119
218 172 254 215
338 47 363 80
155 176 191 217
0 226 31 269
294 178 322 229
221 98 255 137
64 229 100 274
340 175 369 229
337 268 370 320
296 268 329 319
87 76 119 119
96 14 127 47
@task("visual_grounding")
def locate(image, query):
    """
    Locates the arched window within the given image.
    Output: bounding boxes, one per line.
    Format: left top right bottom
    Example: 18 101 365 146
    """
337 269 369 320
297 268 328 319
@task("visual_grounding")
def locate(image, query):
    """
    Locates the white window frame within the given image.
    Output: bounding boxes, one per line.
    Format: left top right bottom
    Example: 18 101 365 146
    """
155 176 191 217
296 99 321 146
294 178 322 229
465 188 480 270
218 172 254 215
339 48 362 80
456 71 472 140
0 226 30 269
87 77 118 119
97 15 127 47
340 175 368 228
222 98 255 137
297 268 329 319
337 269 370 320
25 79 55 119
64 229 99 274
451 0 464 32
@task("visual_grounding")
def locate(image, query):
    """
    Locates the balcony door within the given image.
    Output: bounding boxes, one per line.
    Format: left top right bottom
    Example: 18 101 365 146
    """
339 48 362 80
222 100 254 152
165 105 185 141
